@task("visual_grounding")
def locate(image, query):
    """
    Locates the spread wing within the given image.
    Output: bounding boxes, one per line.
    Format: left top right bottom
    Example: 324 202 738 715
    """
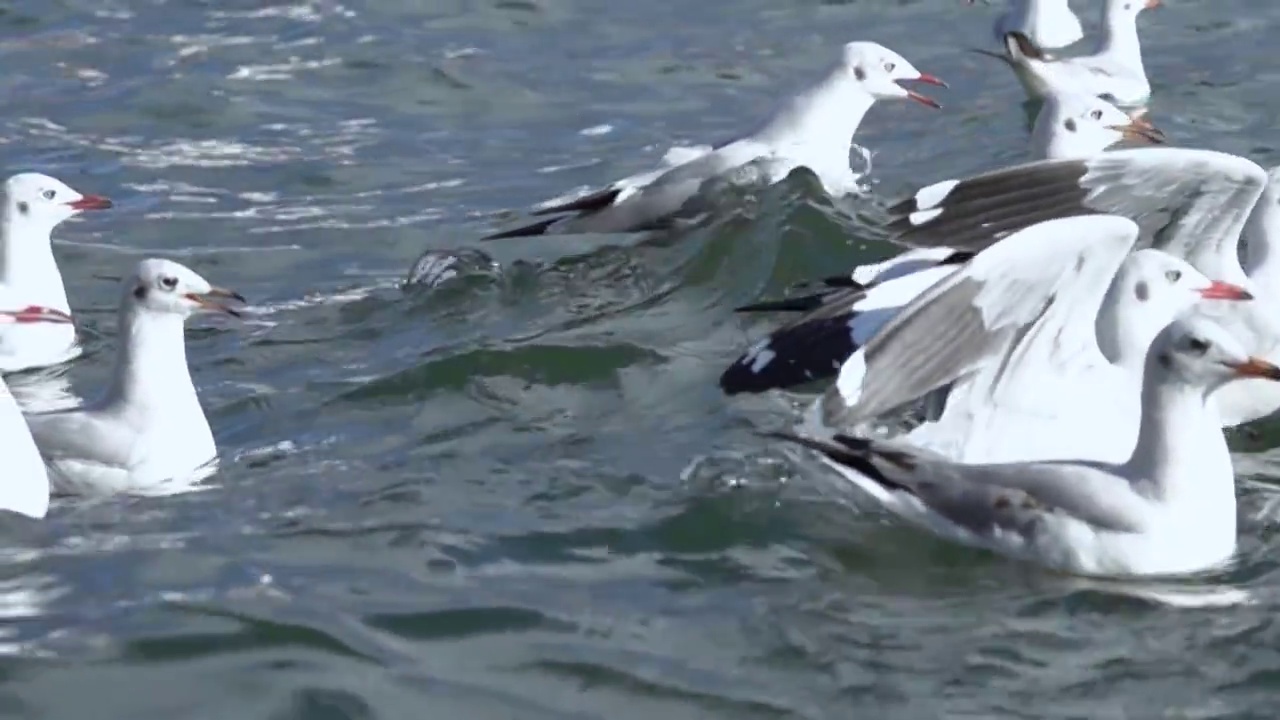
819 214 1139 429
884 148 1267 277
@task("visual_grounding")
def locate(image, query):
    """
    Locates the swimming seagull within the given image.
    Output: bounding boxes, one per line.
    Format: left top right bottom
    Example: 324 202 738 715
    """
968 0 1084 51
975 0 1160 107
482 41 946 240
771 313 1270 578
718 95 1162 396
0 303 75 519
811 217 1250 469
885 147 1280 427
24 259 245 496
0 173 112 373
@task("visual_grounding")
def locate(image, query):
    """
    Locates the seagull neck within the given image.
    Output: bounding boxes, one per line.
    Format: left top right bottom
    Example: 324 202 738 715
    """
0 215 70 312
753 66 874 158
1096 8 1145 71
1242 182 1280 292
1094 285 1155 370
106 307 198 413
1123 355 1222 499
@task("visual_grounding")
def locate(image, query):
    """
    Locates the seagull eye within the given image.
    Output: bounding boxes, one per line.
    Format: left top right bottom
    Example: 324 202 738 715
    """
1187 337 1210 355
883 61 895 72
1165 269 1182 283
42 189 55 200
1090 109 1103 120
160 276 178 290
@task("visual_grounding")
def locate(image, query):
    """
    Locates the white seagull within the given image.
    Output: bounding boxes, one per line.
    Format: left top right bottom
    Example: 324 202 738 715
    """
969 0 1084 51
885 147 1280 427
482 41 946 240
0 172 112 373
978 0 1160 107
25 259 245 496
771 312 1272 578
0 303 76 519
810 216 1250 468
718 95 1161 396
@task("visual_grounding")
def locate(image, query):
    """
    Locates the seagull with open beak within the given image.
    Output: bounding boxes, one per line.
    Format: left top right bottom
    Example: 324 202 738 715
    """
0 172 112 372
479 40 947 240
24 258 247 497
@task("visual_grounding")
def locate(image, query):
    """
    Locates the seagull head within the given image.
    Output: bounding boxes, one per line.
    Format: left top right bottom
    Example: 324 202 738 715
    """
1154 314 1280 388
839 42 946 109
126 258 246 320
3 172 112 233
1125 249 1252 307
1035 93 1165 160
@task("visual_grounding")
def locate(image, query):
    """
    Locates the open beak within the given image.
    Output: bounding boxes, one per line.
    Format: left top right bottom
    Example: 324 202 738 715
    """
1110 113 1166 145
896 76 946 109
0 305 75 324
184 287 247 318
65 194 113 211
1198 280 1253 301
1225 356 1280 380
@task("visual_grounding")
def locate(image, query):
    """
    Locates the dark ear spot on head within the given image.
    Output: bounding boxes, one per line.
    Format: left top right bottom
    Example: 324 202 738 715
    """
1157 352 1173 370
853 66 866 80
1134 280 1149 301
16 201 28 215
133 285 147 301
1064 118 1077 133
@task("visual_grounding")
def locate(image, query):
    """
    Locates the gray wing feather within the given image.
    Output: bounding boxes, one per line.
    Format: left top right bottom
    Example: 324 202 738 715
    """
777 432 1145 535
821 214 1139 428
25 409 133 468
571 141 766 234
888 148 1268 264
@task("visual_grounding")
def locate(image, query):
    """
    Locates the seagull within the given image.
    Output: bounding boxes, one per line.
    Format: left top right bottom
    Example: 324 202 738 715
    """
718 94 1162 396
0 303 75 519
968 0 1084 51
481 41 946 240
885 147 1280 427
770 312 1271 578
0 173 112 373
24 259 245 497
809 217 1250 469
976 0 1161 107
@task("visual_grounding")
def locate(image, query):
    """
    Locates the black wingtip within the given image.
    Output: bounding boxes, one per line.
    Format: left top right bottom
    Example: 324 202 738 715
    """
480 216 561 241
719 311 860 396
529 186 622 217
763 431 911 494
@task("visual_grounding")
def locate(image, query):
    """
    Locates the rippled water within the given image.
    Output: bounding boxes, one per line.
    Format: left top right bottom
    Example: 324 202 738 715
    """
5 0 1280 717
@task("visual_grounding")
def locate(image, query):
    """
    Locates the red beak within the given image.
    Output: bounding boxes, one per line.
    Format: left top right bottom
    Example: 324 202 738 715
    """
1199 280 1253 301
1144 0 1160 8
911 73 948 88
896 74 946 109
66 194 113 211
2 305 75 324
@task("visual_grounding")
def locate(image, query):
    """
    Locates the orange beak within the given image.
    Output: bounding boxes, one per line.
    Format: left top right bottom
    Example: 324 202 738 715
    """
1225 356 1280 380
1110 112 1166 144
184 287 246 318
